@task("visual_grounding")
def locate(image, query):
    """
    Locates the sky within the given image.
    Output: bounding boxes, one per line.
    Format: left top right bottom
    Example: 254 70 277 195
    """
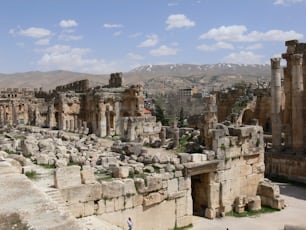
0 0 305 74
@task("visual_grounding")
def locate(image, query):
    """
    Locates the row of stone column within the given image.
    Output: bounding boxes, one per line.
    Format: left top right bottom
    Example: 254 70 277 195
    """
271 48 305 154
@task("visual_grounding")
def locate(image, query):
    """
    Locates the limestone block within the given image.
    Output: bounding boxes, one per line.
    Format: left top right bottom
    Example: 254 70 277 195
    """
38 138 55 152
56 145 67 155
125 195 134 209
60 184 102 203
159 154 170 164
133 194 143 207
253 162 265 174
67 202 84 218
240 164 252 176
143 124 154 133
55 158 68 167
162 180 168 189
176 215 193 228
175 170 183 178
257 180 280 198
112 166 130 178
84 201 95 217
36 154 49 165
54 165 81 189
168 191 185 200
123 178 136 196
247 196 261 211
105 198 115 213
179 153 191 164
167 178 178 194
114 196 124 211
145 175 163 192
101 180 124 199
234 196 246 213
205 208 216 219
176 197 187 217
97 199 106 215
143 192 164 206
81 166 96 184
134 178 145 193
191 154 203 162
261 196 285 210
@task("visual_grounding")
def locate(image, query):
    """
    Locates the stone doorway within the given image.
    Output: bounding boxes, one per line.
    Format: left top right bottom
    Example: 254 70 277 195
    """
191 173 209 217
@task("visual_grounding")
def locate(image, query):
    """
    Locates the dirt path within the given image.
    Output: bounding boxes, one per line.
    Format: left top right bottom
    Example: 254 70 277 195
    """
191 183 306 230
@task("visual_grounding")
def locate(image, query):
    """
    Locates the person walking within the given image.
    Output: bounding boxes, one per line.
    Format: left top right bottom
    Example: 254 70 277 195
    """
127 217 133 230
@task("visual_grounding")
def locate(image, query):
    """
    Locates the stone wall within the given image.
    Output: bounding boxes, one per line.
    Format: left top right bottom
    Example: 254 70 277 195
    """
54 165 193 229
265 152 306 183
120 116 162 143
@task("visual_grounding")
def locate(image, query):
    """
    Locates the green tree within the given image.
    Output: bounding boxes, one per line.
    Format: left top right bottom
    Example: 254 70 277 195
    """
178 107 185 127
154 104 169 126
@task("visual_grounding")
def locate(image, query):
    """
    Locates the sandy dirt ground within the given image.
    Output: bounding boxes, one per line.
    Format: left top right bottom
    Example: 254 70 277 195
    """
191 183 306 230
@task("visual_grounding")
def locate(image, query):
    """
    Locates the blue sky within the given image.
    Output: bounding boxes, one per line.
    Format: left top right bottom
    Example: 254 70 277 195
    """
0 0 305 74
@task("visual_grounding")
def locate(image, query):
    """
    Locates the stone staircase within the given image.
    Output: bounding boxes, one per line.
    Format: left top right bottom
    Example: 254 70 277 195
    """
45 188 70 213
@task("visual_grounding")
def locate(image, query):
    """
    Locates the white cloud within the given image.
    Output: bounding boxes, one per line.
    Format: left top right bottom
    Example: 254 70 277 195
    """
274 0 305 5
127 52 144 60
197 42 234 51
103 23 123 28
37 45 117 73
245 43 263 50
168 2 178 6
166 14 195 30
14 27 51 38
58 34 82 41
113 31 122 36
222 51 263 64
200 25 304 42
35 39 50 46
59 19 78 28
138 34 159 47
150 45 177 56
129 32 142 38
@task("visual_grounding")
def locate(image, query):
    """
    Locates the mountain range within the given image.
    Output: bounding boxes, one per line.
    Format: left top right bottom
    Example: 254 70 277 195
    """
0 64 271 94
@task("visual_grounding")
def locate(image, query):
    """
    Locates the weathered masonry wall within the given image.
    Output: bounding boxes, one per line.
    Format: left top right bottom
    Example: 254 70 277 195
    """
55 166 193 230
265 153 306 183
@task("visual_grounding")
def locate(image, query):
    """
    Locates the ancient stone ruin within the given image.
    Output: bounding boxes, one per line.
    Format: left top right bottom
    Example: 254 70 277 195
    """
266 40 306 183
0 79 284 230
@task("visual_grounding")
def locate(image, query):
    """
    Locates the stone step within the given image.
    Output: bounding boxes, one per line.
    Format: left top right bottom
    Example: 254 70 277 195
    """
45 189 69 213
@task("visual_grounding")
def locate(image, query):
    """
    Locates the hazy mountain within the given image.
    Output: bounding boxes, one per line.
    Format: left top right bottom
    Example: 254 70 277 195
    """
0 64 271 93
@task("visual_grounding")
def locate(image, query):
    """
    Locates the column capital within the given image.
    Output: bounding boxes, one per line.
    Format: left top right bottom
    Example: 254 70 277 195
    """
271 57 281 69
291 54 303 65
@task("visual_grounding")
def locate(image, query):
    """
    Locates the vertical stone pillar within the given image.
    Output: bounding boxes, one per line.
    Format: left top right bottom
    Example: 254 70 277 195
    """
291 54 304 154
97 102 106 137
74 115 78 132
70 119 73 131
271 58 282 150
114 100 121 135
106 105 111 136
203 95 218 149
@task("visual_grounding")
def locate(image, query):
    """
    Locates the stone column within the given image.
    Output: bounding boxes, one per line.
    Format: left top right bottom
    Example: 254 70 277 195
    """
291 54 304 154
106 105 111 136
271 58 282 151
97 102 106 137
70 119 73 131
74 115 78 132
114 100 121 135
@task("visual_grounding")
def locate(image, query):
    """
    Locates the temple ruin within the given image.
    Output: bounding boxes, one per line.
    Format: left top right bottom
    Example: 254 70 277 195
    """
0 71 285 229
266 40 306 183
